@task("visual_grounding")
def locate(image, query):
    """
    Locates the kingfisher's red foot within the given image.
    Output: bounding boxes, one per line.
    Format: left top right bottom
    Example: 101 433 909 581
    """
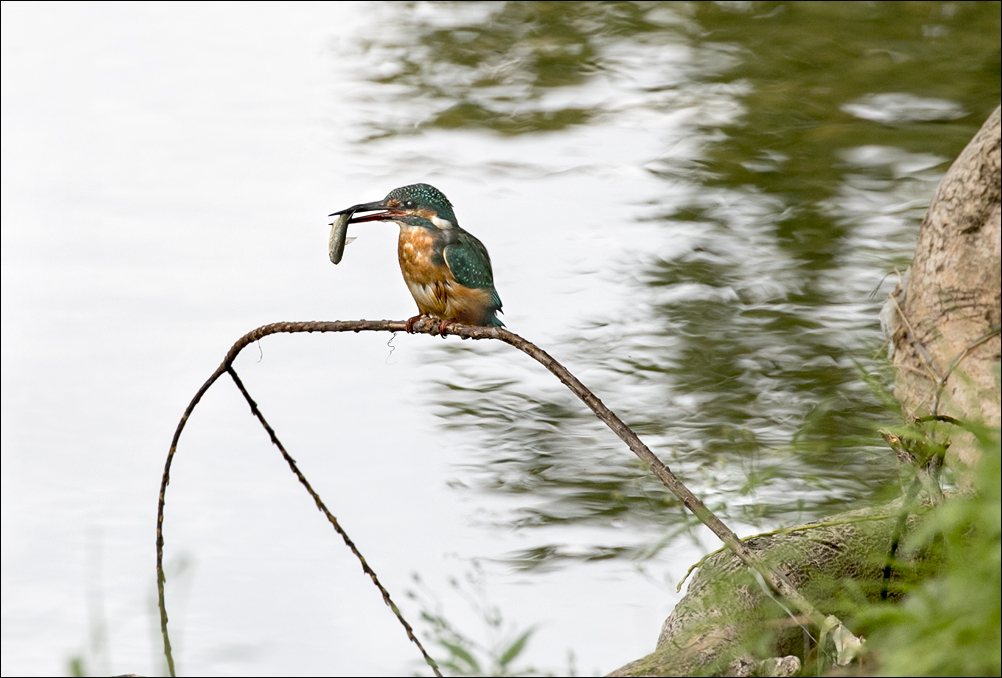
405 315 426 333
437 319 457 337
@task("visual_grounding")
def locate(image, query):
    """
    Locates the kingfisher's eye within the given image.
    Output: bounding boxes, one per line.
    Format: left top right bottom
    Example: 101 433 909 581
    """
405 200 416 209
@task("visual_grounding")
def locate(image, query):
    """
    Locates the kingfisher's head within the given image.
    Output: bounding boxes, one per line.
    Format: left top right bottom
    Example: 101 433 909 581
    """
330 183 458 229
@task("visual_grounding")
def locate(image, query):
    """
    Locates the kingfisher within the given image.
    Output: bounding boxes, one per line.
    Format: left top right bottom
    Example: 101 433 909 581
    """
329 183 504 333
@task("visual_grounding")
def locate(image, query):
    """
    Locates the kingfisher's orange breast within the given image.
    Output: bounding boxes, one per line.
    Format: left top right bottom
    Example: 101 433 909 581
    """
397 226 496 325
397 226 443 284
398 226 450 317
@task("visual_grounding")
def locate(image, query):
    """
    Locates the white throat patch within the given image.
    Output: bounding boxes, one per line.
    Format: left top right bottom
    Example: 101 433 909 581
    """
431 215 454 230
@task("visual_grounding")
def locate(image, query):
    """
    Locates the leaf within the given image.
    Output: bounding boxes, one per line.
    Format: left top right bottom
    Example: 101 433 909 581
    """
498 628 534 667
440 640 480 673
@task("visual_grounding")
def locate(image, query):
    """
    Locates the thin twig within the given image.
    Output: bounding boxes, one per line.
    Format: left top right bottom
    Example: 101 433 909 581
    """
225 367 441 676
872 334 892 360
873 268 905 359
931 324 1001 416
887 294 942 383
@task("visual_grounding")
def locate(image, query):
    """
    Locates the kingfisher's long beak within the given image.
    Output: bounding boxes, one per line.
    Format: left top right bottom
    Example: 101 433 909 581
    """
328 200 403 223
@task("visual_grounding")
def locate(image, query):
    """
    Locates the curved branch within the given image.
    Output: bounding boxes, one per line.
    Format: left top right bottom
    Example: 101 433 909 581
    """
157 318 838 675
156 320 441 676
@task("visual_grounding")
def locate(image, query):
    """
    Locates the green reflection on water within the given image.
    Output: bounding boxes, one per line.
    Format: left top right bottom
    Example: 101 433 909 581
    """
351 1 1001 567
690 0 1001 263
356 1 675 135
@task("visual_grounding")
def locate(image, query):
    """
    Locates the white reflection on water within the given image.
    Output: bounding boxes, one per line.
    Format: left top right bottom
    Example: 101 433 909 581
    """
841 93 967 124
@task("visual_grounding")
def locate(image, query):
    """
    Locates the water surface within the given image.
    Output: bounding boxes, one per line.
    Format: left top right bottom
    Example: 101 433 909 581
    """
2 2 999 675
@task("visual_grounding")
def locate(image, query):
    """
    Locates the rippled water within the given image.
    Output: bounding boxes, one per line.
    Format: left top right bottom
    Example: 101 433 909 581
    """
3 2 999 676
354 0 999 539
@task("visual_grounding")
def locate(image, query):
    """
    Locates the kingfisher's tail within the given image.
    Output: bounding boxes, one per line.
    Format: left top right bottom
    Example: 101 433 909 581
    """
486 307 505 328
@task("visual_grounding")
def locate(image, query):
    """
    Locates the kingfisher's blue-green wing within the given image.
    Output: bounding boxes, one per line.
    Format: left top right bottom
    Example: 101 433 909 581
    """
444 232 504 321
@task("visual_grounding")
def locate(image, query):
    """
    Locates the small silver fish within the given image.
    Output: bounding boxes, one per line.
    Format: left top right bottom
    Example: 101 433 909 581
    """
328 209 357 264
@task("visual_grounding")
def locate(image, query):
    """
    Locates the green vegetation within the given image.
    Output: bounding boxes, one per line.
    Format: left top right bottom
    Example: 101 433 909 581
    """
407 566 550 676
861 422 1001 676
